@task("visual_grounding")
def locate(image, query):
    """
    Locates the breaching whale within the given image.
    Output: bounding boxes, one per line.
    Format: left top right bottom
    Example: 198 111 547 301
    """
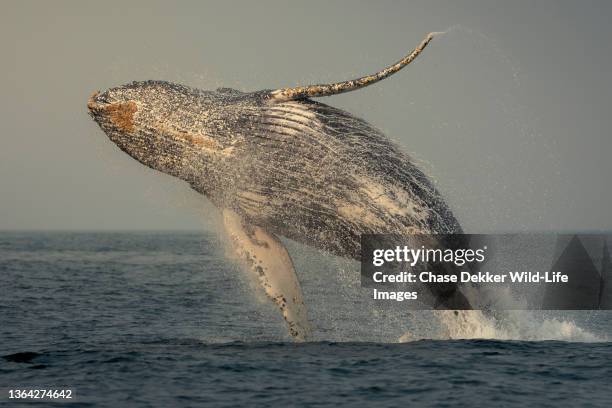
88 32 471 340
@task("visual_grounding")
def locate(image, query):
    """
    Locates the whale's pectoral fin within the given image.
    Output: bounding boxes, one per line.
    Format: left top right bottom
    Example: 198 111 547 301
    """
268 31 440 102
222 209 311 341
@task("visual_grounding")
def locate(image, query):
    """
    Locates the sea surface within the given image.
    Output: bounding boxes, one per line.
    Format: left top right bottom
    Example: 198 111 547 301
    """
1 232 611 407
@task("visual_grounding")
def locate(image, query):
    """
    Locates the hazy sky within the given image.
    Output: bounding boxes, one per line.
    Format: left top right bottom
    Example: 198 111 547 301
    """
1 0 611 232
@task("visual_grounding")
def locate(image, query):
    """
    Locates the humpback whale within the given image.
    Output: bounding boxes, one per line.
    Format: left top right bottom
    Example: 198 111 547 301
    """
88 32 471 340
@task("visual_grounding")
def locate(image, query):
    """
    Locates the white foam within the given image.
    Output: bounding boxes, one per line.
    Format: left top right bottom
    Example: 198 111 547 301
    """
430 310 604 342
398 286 606 343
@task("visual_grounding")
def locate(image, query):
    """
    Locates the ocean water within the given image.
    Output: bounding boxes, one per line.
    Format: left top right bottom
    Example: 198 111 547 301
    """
1 232 611 407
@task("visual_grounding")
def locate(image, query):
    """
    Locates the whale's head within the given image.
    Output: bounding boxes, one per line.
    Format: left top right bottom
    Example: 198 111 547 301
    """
88 80 249 193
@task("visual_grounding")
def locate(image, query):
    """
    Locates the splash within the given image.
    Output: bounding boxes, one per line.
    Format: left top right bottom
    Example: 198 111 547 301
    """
391 25 600 343
398 283 606 343
398 277 606 342
430 310 603 342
